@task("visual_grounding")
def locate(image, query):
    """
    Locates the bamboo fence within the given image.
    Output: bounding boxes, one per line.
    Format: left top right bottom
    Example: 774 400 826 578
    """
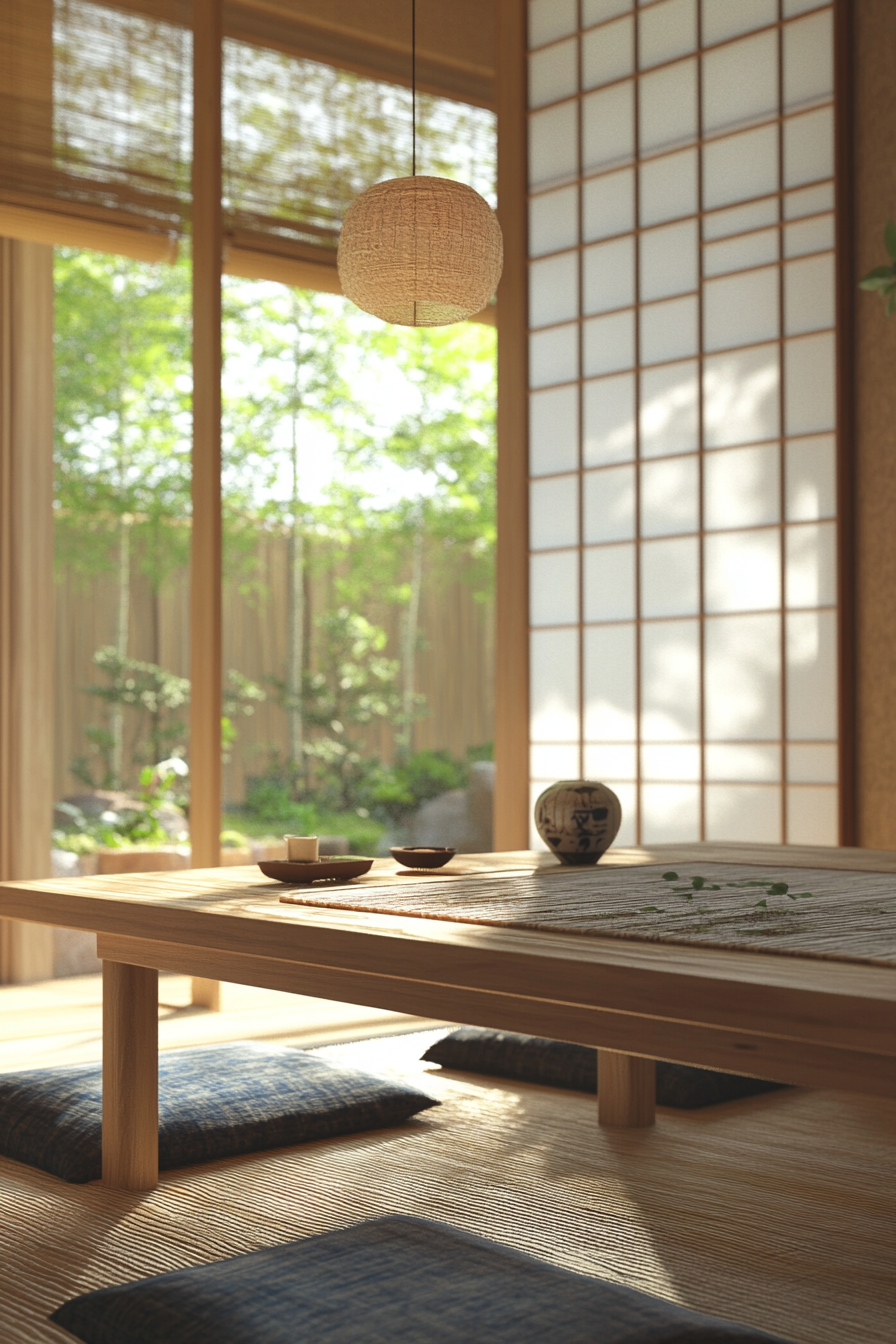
53 535 494 806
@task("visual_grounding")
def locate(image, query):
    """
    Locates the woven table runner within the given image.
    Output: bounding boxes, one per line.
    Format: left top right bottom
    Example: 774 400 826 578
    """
279 861 896 966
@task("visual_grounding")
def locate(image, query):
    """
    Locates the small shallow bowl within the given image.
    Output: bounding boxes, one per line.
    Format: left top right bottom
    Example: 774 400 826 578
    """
259 857 374 885
390 846 456 870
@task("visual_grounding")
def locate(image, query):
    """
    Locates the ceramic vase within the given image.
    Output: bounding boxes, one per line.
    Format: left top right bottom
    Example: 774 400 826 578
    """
534 780 622 865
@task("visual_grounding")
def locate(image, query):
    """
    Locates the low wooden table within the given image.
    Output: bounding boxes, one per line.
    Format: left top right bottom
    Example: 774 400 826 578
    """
1 843 894 1191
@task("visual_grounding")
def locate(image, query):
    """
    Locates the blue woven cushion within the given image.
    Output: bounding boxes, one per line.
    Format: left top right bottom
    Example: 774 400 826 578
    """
422 1029 788 1109
51 1214 790 1343
0 1042 438 1183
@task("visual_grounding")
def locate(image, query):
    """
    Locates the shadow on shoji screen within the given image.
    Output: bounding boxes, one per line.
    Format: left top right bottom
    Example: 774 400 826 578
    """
526 0 838 849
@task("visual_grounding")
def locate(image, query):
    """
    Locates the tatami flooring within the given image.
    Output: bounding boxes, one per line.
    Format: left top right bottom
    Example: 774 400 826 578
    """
1 975 893 1343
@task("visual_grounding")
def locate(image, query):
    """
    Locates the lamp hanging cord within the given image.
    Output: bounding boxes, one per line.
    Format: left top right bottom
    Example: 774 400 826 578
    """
411 0 416 177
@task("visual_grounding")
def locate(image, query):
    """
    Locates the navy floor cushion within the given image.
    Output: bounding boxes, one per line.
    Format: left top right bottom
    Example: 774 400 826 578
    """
51 1214 791 1343
422 1029 788 1109
0 1042 438 1183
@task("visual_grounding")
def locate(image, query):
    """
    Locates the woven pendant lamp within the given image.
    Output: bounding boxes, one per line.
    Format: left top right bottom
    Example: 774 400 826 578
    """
338 176 503 327
337 1 503 327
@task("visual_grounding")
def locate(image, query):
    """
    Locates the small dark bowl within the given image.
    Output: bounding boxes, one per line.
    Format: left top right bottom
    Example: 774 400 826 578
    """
390 846 456 869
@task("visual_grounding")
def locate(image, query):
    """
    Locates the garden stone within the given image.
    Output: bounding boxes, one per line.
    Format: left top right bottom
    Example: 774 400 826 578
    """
405 761 494 853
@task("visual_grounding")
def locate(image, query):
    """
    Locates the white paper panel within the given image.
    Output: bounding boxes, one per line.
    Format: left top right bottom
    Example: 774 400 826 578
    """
703 343 780 448
784 182 834 219
583 309 636 376
582 14 634 90
584 622 637 740
640 455 699 537
530 322 579 389
530 474 580 551
529 102 579 189
531 742 580 778
703 196 778 241
583 236 636 314
530 185 579 257
583 0 633 23
584 543 636 621
583 82 636 172
583 464 636 543
640 360 699 457
583 743 637 780
705 742 781 781
701 0 777 45
786 785 838 846
530 549 579 627
785 434 836 521
787 742 838 783
529 0 578 48
784 332 835 436
702 29 778 134
530 250 579 328
642 742 701 781
531 627 580 742
785 520 836 609
786 608 837 739
584 373 636 465
704 612 781 740
783 9 833 110
783 213 834 258
583 168 635 242
703 123 778 209
530 385 580 477
639 148 698 226
641 783 700 842
639 219 698 301
704 443 780 530
639 59 698 152
704 528 781 613
529 38 578 109
703 266 779 351
782 0 829 15
640 295 699 364
638 0 697 70
784 252 835 335
703 228 778 278
641 619 701 739
641 536 700 616
705 784 782 842
783 106 834 188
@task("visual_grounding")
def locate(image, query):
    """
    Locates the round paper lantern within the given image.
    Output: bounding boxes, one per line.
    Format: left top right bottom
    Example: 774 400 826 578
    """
337 175 503 327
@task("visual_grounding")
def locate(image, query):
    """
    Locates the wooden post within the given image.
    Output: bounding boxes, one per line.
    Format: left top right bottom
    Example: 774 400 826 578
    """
494 0 530 851
598 1051 656 1128
102 960 159 1189
0 0 55 984
190 0 223 1010
0 237 55 984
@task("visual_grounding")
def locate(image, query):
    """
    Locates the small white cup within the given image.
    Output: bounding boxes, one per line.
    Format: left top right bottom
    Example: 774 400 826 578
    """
286 835 319 862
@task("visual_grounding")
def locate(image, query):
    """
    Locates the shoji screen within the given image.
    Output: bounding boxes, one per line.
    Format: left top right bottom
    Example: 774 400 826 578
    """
527 0 838 847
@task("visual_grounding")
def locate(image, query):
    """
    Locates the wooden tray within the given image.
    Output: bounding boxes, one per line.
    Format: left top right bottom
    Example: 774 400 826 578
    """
260 857 374 885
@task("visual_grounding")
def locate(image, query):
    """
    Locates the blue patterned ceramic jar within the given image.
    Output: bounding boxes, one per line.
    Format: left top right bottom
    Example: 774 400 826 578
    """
534 780 622 865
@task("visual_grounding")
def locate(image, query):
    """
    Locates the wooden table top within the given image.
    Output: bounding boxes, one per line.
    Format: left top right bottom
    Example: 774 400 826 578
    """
2 842 896 991
4 843 895 1090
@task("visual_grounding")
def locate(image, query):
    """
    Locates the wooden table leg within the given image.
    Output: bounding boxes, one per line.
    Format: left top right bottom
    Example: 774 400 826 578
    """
102 960 159 1190
191 977 221 1010
598 1051 656 1127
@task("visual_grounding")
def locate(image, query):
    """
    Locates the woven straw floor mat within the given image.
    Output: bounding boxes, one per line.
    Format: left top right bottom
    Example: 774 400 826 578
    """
1 1028 893 1344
